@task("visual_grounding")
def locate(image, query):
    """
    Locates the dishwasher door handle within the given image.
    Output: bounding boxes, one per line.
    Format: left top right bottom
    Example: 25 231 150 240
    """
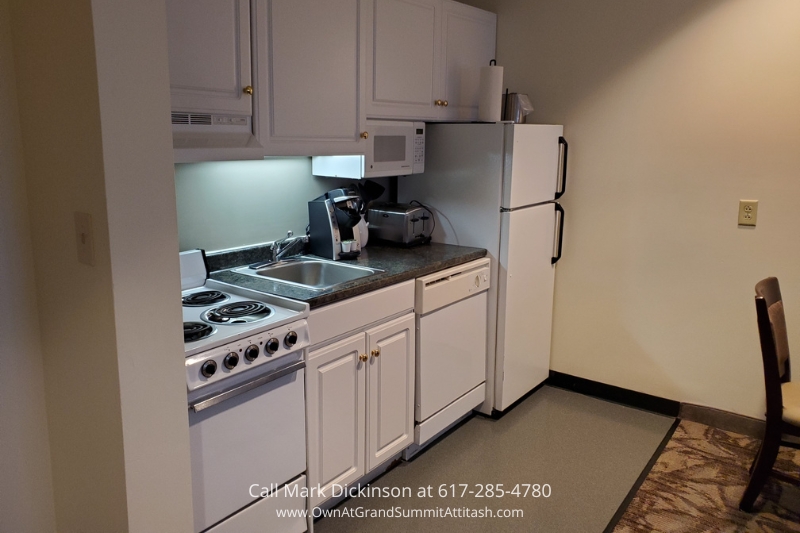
189 360 306 413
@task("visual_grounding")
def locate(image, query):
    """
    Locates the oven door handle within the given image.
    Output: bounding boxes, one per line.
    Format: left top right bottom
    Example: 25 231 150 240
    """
189 360 306 413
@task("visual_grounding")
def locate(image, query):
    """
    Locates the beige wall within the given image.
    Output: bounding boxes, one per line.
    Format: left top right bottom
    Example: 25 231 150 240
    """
91 1 194 531
466 0 800 418
11 0 193 530
11 1 130 527
176 159 386 252
0 1 56 531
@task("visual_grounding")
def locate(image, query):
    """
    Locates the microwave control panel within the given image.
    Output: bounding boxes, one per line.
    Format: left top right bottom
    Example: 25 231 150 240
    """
413 122 425 173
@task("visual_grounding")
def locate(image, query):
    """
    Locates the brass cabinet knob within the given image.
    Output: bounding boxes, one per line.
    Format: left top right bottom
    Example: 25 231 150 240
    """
443 100 448 107
435 99 443 106
243 85 254 95
371 349 380 358
360 131 369 139
359 353 368 362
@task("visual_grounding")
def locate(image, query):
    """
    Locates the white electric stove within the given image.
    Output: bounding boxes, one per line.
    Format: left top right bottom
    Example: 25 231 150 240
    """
180 250 309 533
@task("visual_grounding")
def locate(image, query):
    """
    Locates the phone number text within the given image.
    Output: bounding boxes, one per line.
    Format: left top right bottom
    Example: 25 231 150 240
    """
434 484 551 498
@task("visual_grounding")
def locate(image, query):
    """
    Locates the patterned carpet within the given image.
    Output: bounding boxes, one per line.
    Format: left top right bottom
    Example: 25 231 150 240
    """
614 420 800 532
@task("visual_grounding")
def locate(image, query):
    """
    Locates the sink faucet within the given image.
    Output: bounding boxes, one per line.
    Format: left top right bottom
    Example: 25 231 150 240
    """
248 231 302 270
272 231 295 262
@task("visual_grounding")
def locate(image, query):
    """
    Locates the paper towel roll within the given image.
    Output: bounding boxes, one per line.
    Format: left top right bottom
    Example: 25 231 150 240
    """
478 65 504 122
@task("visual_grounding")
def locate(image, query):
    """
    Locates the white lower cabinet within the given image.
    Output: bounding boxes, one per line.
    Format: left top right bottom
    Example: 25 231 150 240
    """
306 312 415 508
367 315 416 470
305 335 366 507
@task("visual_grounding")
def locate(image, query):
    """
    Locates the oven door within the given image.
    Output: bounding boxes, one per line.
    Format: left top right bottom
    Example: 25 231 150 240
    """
188 355 306 533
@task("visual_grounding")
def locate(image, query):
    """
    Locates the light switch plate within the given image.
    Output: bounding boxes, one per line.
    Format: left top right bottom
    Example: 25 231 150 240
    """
738 200 758 227
74 211 95 266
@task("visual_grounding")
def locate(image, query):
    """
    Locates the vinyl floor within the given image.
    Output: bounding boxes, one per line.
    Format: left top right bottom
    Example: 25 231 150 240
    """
313 385 675 533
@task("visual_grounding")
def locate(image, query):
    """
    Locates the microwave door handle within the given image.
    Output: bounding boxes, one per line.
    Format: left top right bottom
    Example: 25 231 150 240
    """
189 360 306 413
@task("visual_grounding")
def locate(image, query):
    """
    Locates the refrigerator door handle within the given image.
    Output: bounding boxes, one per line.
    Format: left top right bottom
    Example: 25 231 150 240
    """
555 136 568 200
552 203 565 264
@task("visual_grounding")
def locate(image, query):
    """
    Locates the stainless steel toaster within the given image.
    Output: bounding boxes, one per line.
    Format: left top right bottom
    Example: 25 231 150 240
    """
367 203 433 246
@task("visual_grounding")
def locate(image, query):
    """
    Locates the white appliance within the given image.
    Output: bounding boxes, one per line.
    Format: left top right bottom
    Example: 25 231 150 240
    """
414 258 491 446
311 120 425 179
180 250 310 533
399 123 568 413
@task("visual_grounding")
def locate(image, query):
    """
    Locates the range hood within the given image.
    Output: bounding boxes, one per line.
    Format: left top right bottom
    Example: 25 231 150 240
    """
171 112 264 163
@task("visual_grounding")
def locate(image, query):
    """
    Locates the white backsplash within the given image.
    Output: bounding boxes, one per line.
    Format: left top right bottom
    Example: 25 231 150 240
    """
175 157 388 252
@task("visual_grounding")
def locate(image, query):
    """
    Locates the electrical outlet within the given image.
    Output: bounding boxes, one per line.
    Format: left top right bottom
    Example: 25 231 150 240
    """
74 211 95 266
738 200 758 227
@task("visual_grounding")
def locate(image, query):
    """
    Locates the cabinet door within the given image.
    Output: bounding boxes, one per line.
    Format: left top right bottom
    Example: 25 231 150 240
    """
254 0 366 155
166 0 253 115
364 0 441 120
306 334 366 508
438 0 496 121
365 313 415 471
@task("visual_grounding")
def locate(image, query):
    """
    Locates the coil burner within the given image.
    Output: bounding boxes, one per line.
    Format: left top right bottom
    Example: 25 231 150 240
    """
202 301 273 325
184 322 214 342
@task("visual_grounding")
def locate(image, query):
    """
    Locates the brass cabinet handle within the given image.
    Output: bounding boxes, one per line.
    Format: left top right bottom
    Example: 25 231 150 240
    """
434 99 443 106
371 349 380 358
443 100 448 107
359 353 368 363
360 131 369 139
243 85 254 95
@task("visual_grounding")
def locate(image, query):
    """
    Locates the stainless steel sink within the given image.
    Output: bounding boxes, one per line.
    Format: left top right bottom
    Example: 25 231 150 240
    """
234 257 383 291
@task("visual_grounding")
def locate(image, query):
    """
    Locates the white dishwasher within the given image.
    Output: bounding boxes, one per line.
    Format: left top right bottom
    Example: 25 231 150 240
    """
414 258 491 446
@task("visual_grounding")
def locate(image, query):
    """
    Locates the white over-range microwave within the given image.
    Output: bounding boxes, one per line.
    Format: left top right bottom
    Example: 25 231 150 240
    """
312 120 425 179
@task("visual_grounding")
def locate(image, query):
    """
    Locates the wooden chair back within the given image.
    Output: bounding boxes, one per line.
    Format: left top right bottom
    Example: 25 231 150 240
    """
755 277 791 423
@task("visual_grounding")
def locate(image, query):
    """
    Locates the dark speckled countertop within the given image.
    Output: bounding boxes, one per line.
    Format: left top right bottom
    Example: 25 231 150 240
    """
208 243 487 308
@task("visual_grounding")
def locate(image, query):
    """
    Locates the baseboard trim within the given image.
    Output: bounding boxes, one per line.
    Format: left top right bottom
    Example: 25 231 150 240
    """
489 380 548 419
678 403 764 438
603 418 680 533
546 371 680 417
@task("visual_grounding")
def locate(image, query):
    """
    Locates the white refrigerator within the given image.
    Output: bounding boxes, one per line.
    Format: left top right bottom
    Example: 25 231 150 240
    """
398 123 567 413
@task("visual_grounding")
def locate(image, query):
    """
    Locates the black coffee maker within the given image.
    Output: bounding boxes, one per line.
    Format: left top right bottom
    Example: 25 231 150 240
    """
308 188 364 260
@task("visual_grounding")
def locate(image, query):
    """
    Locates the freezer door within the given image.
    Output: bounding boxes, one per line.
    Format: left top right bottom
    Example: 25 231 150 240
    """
495 203 556 411
502 124 564 208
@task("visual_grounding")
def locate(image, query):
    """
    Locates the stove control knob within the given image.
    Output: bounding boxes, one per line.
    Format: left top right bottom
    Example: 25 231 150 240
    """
284 331 299 348
224 352 239 370
266 338 280 354
200 360 217 378
244 344 259 361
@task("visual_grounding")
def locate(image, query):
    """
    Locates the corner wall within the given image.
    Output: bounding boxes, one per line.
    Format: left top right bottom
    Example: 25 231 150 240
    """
466 0 800 417
0 0 56 530
91 1 195 530
10 0 130 528
10 0 194 530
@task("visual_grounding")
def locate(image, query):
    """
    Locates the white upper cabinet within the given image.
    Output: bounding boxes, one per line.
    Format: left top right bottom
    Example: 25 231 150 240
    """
166 0 253 116
364 0 496 121
365 0 441 120
164 0 494 161
439 1 497 121
253 0 366 155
